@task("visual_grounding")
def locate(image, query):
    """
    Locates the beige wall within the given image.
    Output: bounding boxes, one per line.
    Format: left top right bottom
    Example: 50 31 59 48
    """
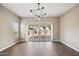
21 17 59 42
60 4 79 51
0 5 20 51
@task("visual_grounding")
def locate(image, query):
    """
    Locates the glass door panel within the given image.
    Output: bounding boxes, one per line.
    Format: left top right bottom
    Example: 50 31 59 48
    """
28 24 51 42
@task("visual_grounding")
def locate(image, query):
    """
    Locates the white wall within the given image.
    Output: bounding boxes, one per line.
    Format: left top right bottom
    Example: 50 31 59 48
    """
21 17 59 42
60 4 79 51
0 5 20 51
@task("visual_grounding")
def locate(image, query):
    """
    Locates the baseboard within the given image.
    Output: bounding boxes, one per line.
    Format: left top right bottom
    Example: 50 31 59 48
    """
60 40 79 52
0 41 20 52
53 40 60 42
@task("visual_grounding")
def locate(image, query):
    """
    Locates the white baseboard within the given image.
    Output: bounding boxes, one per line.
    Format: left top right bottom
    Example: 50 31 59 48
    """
53 40 59 42
0 41 20 52
60 40 79 52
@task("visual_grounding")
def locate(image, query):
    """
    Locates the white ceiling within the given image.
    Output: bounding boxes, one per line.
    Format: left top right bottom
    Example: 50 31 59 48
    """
1 3 77 17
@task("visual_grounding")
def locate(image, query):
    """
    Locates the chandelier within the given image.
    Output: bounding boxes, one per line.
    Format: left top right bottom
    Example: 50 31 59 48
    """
30 3 46 20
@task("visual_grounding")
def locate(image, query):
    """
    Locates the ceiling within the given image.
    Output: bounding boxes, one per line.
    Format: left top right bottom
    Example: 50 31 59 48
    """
1 3 77 17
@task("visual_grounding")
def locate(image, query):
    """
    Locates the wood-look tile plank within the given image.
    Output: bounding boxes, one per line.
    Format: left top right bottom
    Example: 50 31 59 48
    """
0 42 79 56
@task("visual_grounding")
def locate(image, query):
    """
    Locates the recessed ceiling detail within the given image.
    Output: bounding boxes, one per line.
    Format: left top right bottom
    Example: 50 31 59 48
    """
1 3 77 17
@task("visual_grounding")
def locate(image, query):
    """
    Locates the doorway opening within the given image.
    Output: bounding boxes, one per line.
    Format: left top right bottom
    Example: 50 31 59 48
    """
26 22 53 42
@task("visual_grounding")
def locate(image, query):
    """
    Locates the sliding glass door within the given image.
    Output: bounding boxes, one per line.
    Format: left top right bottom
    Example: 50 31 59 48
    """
27 23 51 42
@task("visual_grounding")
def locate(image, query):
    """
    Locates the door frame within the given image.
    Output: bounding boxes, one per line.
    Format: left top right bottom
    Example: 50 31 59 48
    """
25 22 53 42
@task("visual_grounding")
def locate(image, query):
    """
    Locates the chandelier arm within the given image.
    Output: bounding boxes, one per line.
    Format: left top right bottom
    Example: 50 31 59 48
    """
39 8 43 17
32 9 39 11
40 13 46 17
31 11 37 16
